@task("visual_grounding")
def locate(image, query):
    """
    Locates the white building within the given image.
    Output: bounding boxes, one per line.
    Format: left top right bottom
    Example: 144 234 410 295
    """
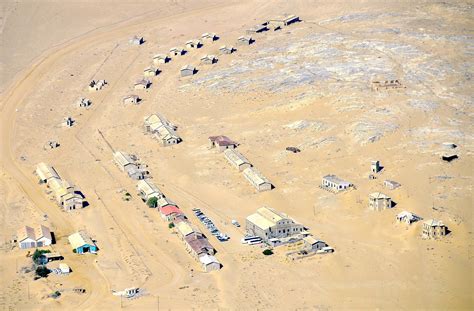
321 175 353 193
396 211 422 224
224 149 251 171
243 167 273 192
122 95 140 105
153 54 170 64
17 225 52 249
137 179 164 202
199 254 221 272
368 192 392 211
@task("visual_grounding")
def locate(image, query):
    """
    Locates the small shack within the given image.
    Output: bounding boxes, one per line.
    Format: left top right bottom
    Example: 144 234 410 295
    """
209 135 238 151
396 211 422 224
371 160 381 174
185 39 202 49
143 67 159 77
422 219 447 239
169 47 185 56
368 192 392 211
134 79 151 90
243 167 273 192
88 80 107 91
59 263 70 274
237 36 253 45
200 55 218 65
246 24 268 34
129 36 144 45
153 54 170 64
180 65 196 77
199 254 221 272
122 95 140 105
224 149 251 171
201 32 218 41
76 97 91 108
384 180 401 190
68 231 98 254
321 175 353 193
219 45 235 55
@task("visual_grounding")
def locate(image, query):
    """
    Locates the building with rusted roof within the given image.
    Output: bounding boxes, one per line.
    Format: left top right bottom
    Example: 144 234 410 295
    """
159 205 183 221
209 135 237 151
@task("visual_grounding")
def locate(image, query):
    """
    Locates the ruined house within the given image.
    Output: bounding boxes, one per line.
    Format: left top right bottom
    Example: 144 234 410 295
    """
209 135 237 151
368 192 392 211
422 219 447 239
200 55 218 65
122 95 140 105
237 36 254 45
219 45 235 54
143 67 159 77
153 54 170 64
224 149 251 171
243 167 273 192
321 175 353 193
169 47 185 56
129 36 144 45
134 79 151 90
201 32 218 41
180 65 196 77
185 39 202 49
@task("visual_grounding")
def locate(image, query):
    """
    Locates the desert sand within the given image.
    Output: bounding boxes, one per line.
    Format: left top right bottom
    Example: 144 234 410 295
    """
0 0 473 310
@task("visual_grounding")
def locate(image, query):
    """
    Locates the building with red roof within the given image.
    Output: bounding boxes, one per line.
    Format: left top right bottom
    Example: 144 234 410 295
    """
159 205 183 221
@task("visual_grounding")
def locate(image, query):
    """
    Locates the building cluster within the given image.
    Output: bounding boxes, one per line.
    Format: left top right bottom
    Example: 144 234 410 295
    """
88 79 107 91
210 135 273 192
245 207 332 253
144 113 182 146
36 162 84 211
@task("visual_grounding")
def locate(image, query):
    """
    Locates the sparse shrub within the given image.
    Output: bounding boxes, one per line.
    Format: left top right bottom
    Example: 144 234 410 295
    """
262 249 273 256
168 222 175 229
32 249 51 264
35 266 50 278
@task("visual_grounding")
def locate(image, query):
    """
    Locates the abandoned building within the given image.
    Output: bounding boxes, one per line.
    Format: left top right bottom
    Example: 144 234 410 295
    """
396 211 422 224
422 219 447 239
68 231 98 254
157 196 177 209
143 67 159 77
144 114 177 133
302 236 327 252
129 36 144 45
200 55 218 65
321 175 353 193
137 179 164 202
371 79 404 91
199 254 221 272
153 54 170 64
159 205 183 222
246 24 268 34
134 79 151 90
122 95 140 105
48 177 83 211
184 232 215 259
219 45 235 54
63 116 74 127
36 162 60 183
246 207 304 243
180 65 196 77
113 151 146 180
243 167 273 191
441 154 458 162
88 79 107 91
224 149 251 171
201 32 218 41
143 113 181 146
17 225 52 249
76 97 91 108
371 160 381 173
384 179 401 190
368 192 392 211
209 135 238 151
176 221 197 239
185 39 202 49
268 14 300 27
169 47 185 56
237 35 254 45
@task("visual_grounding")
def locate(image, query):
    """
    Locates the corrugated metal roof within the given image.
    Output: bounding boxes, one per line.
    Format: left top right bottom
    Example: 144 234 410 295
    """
114 151 134 167
68 231 94 250
369 192 391 200
243 167 270 186
246 213 275 231
176 222 194 237
36 162 59 181
224 149 251 167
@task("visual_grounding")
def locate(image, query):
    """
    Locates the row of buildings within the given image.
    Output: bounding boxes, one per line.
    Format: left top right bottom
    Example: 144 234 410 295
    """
134 177 221 272
210 135 273 192
36 163 84 211
144 113 182 146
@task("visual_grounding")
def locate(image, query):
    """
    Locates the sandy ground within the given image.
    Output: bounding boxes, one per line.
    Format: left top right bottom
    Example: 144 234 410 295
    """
0 0 473 310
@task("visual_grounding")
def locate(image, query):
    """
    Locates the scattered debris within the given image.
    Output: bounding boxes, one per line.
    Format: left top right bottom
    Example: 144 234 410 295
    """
286 147 301 153
44 141 60 150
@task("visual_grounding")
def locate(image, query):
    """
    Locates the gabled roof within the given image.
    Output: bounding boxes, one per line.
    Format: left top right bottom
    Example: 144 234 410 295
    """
246 213 275 230
36 162 60 181
185 233 214 255
224 149 251 167
322 174 351 185
199 254 220 265
243 167 270 186
181 65 195 71
114 151 134 167
158 196 176 208
17 226 36 242
137 179 163 198
176 221 195 237
209 135 237 146
160 205 182 216
423 219 445 227
369 192 391 200
68 231 94 249
153 54 168 59
35 225 52 240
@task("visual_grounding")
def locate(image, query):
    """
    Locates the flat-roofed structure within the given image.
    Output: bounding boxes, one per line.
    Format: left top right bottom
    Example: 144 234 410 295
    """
68 231 98 254
122 95 140 105
384 180 401 190
219 45 235 55
180 65 196 77
246 24 268 34
209 135 238 151
176 221 196 238
137 179 164 202
185 39 202 49
200 54 218 65
268 14 300 27
246 207 304 243
243 167 272 191
153 54 170 64
134 79 151 90
237 36 253 45
224 149 251 171
368 192 392 211
201 32 218 41
422 219 447 239
36 162 60 183
169 47 185 56
321 175 353 193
